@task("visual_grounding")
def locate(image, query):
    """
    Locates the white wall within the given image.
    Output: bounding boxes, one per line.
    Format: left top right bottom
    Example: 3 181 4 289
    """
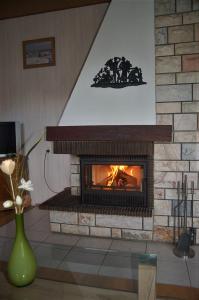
59 0 155 126
0 4 108 204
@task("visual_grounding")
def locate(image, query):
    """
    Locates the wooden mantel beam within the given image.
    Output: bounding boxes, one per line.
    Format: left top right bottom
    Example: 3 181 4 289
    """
0 0 110 20
46 125 172 142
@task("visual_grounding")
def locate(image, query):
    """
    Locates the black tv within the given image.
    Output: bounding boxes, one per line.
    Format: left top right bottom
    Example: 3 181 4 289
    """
0 122 21 157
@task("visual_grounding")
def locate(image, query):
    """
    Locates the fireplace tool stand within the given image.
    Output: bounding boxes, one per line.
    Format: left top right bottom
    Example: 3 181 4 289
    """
173 175 195 258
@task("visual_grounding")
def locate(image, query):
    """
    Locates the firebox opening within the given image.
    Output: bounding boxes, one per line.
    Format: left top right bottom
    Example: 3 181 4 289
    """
90 165 144 192
80 155 152 209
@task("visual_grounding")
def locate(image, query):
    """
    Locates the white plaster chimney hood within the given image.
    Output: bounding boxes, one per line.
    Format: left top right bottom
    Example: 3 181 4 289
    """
59 0 155 126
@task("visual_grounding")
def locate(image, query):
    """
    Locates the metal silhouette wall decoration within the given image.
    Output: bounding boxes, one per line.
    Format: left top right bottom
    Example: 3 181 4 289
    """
91 57 147 89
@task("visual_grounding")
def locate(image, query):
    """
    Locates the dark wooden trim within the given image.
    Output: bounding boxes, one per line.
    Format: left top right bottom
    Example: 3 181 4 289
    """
46 125 172 142
156 283 199 300
0 0 110 20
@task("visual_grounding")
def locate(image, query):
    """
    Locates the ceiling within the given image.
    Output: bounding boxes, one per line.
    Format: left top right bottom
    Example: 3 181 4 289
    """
0 0 110 20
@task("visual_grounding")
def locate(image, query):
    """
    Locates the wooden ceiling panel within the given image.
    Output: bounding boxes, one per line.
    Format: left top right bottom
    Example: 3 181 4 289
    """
0 0 110 20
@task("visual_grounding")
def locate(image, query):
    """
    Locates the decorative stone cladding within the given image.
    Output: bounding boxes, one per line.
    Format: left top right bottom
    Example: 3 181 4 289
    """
50 0 199 243
49 210 153 240
155 0 199 243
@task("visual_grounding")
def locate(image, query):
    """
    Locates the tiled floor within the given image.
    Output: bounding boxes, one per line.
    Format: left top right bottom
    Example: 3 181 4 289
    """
0 206 199 289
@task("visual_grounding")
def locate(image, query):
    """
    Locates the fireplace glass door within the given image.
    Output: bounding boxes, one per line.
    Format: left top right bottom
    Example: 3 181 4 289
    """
91 165 143 192
80 156 149 208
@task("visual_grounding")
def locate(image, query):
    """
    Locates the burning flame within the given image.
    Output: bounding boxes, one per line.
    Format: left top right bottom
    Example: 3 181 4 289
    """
91 164 143 191
107 165 128 186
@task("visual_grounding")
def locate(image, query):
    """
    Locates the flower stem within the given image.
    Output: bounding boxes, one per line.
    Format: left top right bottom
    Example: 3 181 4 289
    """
9 174 15 201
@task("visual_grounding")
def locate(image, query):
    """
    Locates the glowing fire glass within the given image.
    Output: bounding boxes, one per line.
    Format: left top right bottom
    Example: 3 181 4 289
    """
88 165 144 192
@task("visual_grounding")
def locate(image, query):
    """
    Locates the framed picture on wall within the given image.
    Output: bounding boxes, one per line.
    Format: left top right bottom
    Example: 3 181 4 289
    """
23 37 56 69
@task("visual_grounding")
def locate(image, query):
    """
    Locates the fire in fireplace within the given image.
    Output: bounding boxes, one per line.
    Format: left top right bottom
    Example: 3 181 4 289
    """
80 155 152 208
90 164 143 192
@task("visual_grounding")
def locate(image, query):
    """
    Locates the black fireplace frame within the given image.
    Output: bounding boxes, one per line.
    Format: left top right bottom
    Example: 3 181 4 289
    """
80 155 153 208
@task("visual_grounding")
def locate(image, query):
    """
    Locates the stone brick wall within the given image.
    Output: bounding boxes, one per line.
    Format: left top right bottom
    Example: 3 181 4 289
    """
50 210 153 240
154 0 199 243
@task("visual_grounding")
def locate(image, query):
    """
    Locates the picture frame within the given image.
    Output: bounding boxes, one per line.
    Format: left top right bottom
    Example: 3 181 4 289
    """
23 37 56 69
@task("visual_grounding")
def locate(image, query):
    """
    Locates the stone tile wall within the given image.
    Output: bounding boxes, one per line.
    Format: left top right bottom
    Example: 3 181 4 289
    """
49 210 153 240
154 0 199 243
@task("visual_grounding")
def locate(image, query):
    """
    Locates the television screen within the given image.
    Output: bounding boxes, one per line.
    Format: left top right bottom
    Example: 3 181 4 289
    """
0 122 21 156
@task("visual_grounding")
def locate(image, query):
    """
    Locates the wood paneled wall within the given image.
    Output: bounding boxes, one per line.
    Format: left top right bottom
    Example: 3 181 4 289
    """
0 4 108 204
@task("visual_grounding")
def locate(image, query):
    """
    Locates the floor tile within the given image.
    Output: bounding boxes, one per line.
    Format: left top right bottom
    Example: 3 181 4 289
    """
110 240 146 253
38 242 72 251
186 261 199 288
0 236 13 244
76 237 112 250
105 249 132 256
25 229 49 242
23 207 48 228
146 241 183 262
157 259 190 286
98 266 135 279
28 217 51 233
0 222 15 238
1 237 14 247
36 207 49 216
65 250 105 266
34 244 70 268
59 262 100 275
27 206 48 217
69 246 108 255
0 238 40 261
24 214 44 228
0 240 13 260
187 245 199 263
29 241 43 250
45 232 80 246
100 254 139 279
102 254 136 269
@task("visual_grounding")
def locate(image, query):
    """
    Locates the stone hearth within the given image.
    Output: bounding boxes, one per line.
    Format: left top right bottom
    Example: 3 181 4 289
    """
40 188 153 240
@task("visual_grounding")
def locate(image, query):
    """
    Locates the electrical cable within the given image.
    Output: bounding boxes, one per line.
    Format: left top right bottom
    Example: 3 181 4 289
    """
44 150 59 194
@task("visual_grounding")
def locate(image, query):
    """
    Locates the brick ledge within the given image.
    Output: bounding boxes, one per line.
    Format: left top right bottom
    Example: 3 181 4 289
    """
39 188 153 217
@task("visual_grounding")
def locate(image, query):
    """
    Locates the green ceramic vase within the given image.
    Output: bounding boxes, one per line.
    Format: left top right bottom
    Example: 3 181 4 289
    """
8 213 37 287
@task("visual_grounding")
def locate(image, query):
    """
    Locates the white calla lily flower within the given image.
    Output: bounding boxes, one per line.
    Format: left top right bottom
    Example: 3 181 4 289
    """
0 159 15 176
18 178 34 191
3 200 13 208
16 195 23 206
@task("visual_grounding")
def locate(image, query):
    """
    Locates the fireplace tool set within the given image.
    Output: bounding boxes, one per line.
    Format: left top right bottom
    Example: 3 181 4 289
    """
173 175 196 258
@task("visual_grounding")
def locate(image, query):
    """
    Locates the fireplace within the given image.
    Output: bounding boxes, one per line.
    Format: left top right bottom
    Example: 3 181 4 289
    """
80 155 152 208
43 125 171 240
45 125 170 213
